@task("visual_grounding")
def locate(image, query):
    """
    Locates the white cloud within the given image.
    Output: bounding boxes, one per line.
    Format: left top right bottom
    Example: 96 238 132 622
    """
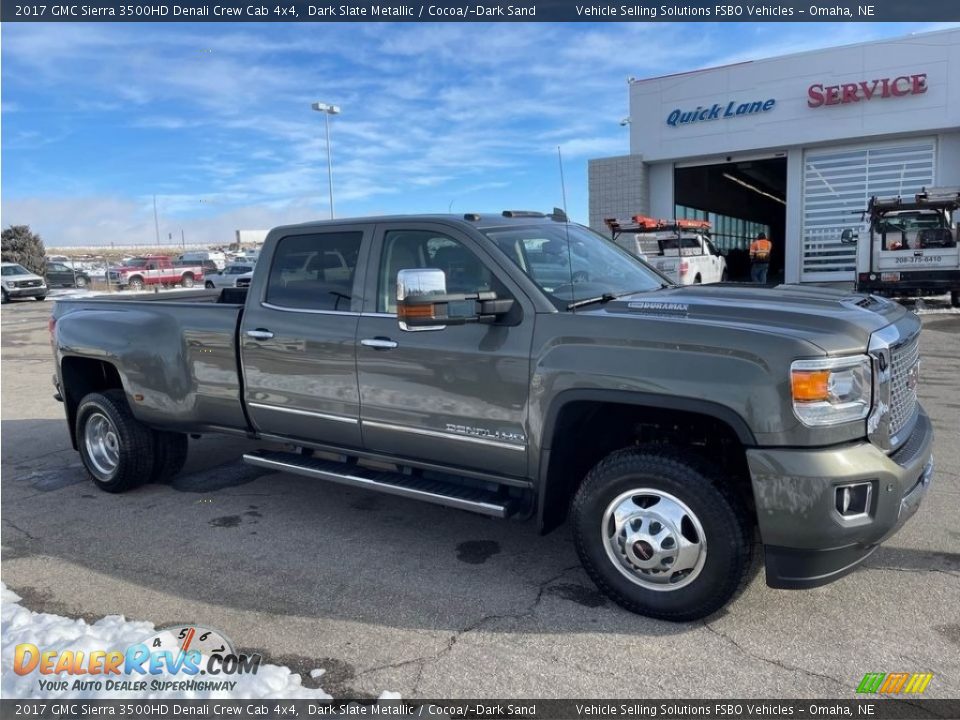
2 22 948 246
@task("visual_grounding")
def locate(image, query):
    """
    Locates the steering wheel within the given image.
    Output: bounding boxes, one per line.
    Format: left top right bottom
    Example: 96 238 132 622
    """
571 270 590 283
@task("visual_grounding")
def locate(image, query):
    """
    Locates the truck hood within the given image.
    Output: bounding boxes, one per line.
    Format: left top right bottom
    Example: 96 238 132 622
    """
595 283 908 355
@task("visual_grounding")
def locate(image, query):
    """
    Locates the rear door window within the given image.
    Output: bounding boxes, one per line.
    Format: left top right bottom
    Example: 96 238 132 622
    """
266 232 363 312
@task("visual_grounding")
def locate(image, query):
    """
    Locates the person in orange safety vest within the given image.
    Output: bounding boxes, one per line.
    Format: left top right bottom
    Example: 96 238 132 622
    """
749 232 772 284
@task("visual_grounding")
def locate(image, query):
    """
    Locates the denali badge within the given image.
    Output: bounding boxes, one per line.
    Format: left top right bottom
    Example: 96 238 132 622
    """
445 424 525 445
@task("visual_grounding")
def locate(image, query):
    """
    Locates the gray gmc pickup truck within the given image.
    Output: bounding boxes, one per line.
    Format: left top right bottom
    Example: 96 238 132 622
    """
50 211 934 620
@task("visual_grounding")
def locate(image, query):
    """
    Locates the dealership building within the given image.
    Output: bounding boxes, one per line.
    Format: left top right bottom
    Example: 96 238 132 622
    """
588 28 960 284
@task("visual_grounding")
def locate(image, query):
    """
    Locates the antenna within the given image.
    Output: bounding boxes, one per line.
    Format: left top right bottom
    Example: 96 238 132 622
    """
557 146 575 310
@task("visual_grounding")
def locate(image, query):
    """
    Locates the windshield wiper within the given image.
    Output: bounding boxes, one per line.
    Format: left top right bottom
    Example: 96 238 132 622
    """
567 293 617 310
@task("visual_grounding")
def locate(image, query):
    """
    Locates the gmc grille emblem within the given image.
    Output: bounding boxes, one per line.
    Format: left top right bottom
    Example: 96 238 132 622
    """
906 363 920 391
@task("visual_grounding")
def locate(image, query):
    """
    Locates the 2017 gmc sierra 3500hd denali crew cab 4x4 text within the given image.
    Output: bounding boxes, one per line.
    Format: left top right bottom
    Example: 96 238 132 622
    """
50 211 934 620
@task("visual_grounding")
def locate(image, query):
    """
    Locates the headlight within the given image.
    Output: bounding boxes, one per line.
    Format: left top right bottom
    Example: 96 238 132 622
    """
790 355 872 426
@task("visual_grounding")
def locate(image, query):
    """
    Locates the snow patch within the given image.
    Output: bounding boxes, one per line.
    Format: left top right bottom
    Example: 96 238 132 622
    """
0 582 393 700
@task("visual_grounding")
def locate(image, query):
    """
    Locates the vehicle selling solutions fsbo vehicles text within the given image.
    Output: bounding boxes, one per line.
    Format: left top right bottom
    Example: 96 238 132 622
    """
575 5 798 18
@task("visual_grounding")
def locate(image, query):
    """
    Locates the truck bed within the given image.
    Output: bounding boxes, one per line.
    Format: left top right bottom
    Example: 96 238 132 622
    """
57 287 248 306
52 288 250 434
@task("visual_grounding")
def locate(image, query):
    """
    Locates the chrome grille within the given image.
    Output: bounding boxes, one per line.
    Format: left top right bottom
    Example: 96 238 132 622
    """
889 335 920 438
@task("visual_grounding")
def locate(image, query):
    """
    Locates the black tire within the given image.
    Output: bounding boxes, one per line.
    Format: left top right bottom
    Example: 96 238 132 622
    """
952 291 959 308
152 431 189 482
694 274 702 284
204 281 215 289
76 389 155 493
181 273 195 288
1 289 8 304
35 295 47 301
128 276 145 291
720 271 729 282
75 275 89 288
571 446 752 621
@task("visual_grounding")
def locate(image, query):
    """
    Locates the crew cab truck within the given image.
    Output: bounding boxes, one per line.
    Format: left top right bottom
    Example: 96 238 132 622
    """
842 187 960 307
50 212 934 621
106 255 204 291
606 215 727 285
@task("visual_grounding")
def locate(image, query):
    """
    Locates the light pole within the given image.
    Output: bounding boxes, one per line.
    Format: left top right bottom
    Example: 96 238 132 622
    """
311 101 341 219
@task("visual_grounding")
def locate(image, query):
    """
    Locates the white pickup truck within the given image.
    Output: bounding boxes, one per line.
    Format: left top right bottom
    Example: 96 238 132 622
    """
606 216 727 285
842 187 959 307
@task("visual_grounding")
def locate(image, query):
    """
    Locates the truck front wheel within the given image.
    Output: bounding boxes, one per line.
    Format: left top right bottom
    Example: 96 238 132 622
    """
571 447 752 621
952 290 959 308
181 273 195 288
127 276 145 291
76 390 155 493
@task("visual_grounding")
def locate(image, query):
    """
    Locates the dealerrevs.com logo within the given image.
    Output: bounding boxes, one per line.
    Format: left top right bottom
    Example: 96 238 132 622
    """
13 625 262 693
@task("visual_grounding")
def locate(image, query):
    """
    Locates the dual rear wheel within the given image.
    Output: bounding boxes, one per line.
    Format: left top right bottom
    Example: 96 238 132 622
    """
76 390 188 492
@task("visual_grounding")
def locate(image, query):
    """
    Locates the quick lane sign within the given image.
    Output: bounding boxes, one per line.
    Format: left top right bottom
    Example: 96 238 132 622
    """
666 98 776 127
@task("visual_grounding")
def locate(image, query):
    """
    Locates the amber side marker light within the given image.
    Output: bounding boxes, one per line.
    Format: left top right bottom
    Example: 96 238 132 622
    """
791 369 831 402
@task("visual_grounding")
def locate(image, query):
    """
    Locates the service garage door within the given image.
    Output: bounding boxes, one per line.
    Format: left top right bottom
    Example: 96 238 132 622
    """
801 139 936 282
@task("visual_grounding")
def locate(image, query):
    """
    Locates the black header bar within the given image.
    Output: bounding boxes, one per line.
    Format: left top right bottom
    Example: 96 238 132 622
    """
3 0 960 21
4 699 960 719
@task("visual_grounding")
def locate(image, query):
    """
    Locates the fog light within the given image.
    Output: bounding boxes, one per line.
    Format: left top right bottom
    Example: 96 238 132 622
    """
836 482 872 519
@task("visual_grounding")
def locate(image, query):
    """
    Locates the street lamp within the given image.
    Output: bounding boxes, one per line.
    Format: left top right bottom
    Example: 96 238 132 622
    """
311 101 341 219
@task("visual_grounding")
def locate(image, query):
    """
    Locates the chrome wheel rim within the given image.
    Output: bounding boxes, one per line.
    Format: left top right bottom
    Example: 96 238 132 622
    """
601 488 707 591
84 412 120 477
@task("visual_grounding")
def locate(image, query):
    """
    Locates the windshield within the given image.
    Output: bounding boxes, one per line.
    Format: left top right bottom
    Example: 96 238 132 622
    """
482 223 669 308
121 257 148 267
225 265 253 274
877 211 947 233
1 264 30 276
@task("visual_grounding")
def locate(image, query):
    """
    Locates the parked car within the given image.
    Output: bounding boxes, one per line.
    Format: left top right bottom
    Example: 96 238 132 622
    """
2 262 48 303
51 211 932 621
46 261 92 289
105 255 204 290
179 250 227 271
608 216 728 285
175 258 220 276
204 263 256 290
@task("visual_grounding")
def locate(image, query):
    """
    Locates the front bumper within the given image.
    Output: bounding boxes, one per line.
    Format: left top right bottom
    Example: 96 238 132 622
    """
857 268 960 294
747 407 934 589
4 284 47 298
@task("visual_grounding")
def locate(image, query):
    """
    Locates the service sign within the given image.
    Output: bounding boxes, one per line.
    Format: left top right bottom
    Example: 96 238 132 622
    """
807 73 928 107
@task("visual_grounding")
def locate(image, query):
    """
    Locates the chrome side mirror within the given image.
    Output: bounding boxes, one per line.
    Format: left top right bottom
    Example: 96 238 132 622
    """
396 268 514 332
397 268 449 332
840 229 859 244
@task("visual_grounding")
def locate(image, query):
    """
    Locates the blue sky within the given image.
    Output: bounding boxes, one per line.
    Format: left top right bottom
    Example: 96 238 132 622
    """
1 21 955 247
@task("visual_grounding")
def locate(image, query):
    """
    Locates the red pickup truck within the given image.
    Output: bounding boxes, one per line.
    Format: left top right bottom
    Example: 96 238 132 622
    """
105 255 204 291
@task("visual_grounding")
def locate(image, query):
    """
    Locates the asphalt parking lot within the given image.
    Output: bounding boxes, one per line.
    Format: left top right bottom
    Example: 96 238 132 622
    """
1 294 958 699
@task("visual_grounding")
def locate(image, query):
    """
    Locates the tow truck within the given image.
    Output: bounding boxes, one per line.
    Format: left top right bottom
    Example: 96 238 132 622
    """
842 187 959 307
605 215 727 285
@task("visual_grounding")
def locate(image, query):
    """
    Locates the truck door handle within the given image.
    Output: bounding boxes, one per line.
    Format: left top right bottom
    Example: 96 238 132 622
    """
246 329 274 340
360 338 398 350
